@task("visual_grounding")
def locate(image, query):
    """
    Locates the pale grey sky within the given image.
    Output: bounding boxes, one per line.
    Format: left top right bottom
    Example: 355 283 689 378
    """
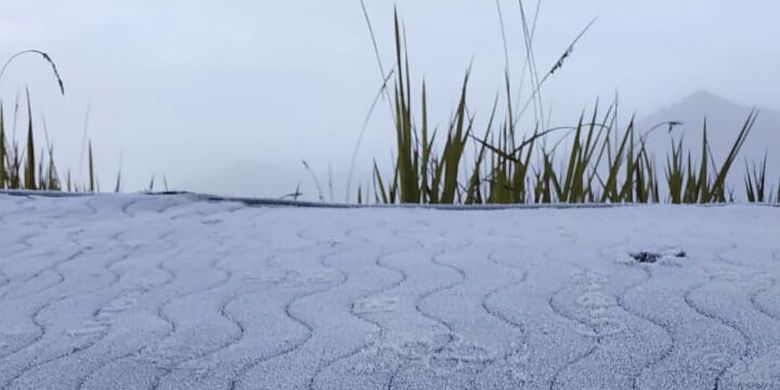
1 1 778 194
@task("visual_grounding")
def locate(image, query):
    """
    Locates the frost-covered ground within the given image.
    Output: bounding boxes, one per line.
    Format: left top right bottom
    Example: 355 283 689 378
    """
0 193 779 390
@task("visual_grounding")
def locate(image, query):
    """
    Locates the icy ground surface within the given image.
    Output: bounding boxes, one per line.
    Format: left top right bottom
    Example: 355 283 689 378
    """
0 194 779 390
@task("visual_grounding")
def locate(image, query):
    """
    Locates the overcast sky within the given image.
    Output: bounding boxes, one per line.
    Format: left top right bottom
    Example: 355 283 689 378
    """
1 0 778 194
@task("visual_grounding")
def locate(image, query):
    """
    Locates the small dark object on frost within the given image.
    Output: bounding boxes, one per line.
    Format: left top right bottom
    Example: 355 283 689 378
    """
631 252 661 264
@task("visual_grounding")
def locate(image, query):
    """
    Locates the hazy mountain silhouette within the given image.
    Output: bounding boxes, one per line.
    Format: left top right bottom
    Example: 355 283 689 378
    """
638 90 779 198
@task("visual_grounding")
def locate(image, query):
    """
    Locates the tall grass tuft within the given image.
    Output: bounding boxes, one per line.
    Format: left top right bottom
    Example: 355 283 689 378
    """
368 10 769 205
373 10 476 204
24 89 36 190
745 153 768 203
665 114 757 203
0 49 105 193
0 105 5 189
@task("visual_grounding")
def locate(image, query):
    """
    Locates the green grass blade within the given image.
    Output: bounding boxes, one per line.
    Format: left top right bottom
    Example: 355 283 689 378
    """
0 104 5 189
24 89 36 190
88 141 95 192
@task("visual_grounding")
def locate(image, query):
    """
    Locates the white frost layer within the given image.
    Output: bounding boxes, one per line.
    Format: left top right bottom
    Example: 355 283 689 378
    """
0 194 778 390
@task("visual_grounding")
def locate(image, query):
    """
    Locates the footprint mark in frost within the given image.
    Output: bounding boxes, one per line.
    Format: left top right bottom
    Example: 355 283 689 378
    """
302 270 340 286
247 270 340 288
100 291 140 313
241 271 286 285
577 291 616 316
352 297 399 315
686 348 733 373
349 332 495 377
201 218 222 226
67 320 109 337
570 269 627 339
423 334 494 376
